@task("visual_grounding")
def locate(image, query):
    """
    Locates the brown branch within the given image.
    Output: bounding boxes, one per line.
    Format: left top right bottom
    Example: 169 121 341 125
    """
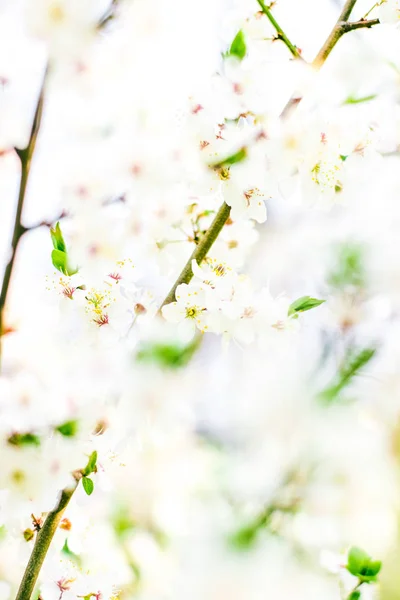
341 18 380 32
281 1 380 117
0 74 46 344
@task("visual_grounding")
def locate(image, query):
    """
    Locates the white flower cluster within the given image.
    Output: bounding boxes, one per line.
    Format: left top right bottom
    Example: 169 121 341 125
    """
2 0 400 599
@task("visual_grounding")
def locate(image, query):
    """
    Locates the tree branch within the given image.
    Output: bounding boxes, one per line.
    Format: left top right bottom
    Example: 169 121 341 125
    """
0 75 46 344
337 0 358 22
160 202 231 308
97 0 120 30
14 481 78 600
256 0 303 59
313 16 379 67
158 0 380 311
281 1 380 116
341 18 380 32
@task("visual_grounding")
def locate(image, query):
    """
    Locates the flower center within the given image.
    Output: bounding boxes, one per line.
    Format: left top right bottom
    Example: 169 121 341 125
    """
186 306 199 319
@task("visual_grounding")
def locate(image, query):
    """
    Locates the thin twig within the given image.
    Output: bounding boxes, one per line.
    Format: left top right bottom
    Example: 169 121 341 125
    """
362 1 382 20
160 202 231 308
14 481 78 600
97 0 120 30
281 0 380 116
256 0 303 59
313 16 379 67
0 74 46 345
341 18 380 32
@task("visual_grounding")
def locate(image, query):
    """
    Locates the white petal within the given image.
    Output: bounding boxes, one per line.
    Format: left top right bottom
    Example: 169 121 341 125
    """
161 302 185 323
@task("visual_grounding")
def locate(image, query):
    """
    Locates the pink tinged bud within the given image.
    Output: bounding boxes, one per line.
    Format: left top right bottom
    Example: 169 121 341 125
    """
233 82 244 95
192 103 203 114
130 163 142 176
134 303 146 315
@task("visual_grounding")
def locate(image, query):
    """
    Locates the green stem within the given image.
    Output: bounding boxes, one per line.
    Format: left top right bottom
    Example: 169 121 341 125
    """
14 483 78 600
160 202 231 307
256 0 302 59
0 76 46 349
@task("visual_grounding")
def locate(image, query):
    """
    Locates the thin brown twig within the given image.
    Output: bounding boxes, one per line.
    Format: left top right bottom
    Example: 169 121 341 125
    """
0 74 46 346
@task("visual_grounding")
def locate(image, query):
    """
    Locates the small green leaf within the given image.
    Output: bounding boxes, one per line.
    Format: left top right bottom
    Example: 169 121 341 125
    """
61 538 82 566
347 591 361 600
50 224 78 276
82 451 98 476
347 546 370 576
51 249 78 276
362 560 382 577
344 94 376 105
55 420 78 437
8 432 41 447
82 476 94 495
23 528 35 542
288 296 325 316
228 30 247 60
229 525 258 549
210 147 248 170
112 508 136 539
50 222 66 252
136 339 200 370
320 347 376 404
328 243 366 290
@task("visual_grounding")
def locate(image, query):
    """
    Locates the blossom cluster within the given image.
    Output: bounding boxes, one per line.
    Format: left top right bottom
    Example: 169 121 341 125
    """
2 0 400 600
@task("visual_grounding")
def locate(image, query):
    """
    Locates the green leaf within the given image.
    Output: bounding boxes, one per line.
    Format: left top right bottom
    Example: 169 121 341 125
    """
210 147 248 170
51 249 78 276
50 223 78 276
288 296 325 316
82 476 94 495
8 432 41 447
320 347 376 404
347 546 370 576
229 525 258 549
228 30 247 60
50 222 66 252
328 243 365 290
23 528 35 542
136 338 200 370
82 451 98 476
55 420 78 437
347 591 361 600
362 560 382 577
61 538 82 566
344 94 376 105
113 508 136 539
